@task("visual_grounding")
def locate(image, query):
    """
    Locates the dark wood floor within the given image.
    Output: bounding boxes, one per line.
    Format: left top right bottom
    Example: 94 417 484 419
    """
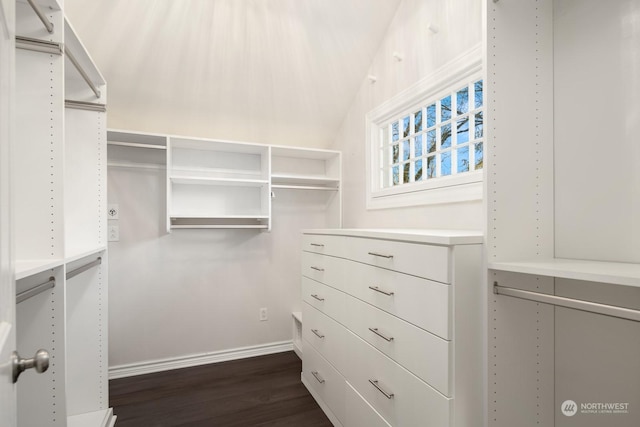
109 351 332 427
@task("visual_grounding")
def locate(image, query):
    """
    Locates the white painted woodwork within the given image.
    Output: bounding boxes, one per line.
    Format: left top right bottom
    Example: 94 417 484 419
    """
16 269 67 427
341 260 451 340
301 229 483 426
301 252 346 293
344 328 451 427
342 235 451 284
343 295 451 396
487 1 640 426
301 234 346 257
301 277 346 324
302 302 349 374
65 253 109 418
8 1 113 425
345 383 391 427
302 340 347 425
64 107 107 258
0 0 15 420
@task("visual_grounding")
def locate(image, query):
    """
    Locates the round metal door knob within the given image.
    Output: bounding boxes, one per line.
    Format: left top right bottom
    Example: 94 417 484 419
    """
12 349 50 383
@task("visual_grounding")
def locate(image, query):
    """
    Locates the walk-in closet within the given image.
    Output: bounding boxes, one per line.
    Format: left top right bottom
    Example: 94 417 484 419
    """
0 0 638 426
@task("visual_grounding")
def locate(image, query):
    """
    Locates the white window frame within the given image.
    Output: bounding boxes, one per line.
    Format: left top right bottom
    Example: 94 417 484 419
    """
366 45 483 209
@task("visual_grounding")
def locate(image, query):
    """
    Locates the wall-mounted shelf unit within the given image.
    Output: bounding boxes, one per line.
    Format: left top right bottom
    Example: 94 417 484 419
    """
107 129 167 172
270 146 341 191
167 137 271 231
107 129 342 231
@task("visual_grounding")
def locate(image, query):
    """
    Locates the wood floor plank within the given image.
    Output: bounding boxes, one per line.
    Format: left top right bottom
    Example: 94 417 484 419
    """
110 351 333 427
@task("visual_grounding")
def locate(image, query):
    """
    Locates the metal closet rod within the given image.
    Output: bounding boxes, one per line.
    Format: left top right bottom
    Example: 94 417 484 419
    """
15 36 62 55
26 0 54 34
494 283 640 323
65 100 107 112
16 277 55 304
65 46 101 99
66 257 102 280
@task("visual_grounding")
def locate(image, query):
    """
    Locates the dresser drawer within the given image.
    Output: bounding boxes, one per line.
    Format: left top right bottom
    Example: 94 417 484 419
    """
343 296 452 396
302 251 346 291
302 234 346 257
344 237 450 283
345 382 391 427
303 339 346 424
343 259 451 340
343 330 452 427
303 302 348 373
302 277 346 324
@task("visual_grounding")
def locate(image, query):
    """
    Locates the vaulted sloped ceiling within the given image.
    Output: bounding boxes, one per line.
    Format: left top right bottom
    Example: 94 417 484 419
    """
65 0 402 147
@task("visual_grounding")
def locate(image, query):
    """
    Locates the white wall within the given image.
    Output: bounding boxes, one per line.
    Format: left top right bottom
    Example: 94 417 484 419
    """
107 164 336 367
554 0 640 263
332 0 483 229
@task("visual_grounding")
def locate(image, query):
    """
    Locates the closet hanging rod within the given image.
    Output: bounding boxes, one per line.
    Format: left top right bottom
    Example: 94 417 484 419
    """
66 257 102 280
15 36 62 55
493 283 640 323
17 277 55 304
65 100 107 112
271 185 338 191
64 46 101 99
26 0 54 34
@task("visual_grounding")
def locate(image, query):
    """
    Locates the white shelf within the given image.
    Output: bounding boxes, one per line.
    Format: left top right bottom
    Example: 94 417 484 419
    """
68 408 116 427
65 246 107 264
15 259 65 280
107 141 166 150
489 258 640 288
171 176 268 187
271 174 339 187
171 224 269 229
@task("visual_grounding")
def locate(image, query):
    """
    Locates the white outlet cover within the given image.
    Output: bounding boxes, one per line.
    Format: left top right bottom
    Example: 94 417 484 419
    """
108 204 119 219
108 224 120 242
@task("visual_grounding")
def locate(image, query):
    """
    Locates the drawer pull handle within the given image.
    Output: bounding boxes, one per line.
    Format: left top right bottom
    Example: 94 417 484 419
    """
368 286 394 296
311 371 325 384
368 327 394 342
311 294 325 302
369 379 394 399
368 252 394 259
310 266 325 272
311 329 325 339
310 243 325 247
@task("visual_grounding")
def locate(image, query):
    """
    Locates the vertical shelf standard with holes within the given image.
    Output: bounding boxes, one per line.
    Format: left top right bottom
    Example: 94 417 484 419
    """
167 137 271 231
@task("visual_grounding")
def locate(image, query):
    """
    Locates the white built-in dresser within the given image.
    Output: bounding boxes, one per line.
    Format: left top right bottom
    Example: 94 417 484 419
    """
300 229 483 427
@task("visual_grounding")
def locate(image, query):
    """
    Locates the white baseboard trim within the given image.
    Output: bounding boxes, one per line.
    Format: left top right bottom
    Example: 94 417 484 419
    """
109 340 294 380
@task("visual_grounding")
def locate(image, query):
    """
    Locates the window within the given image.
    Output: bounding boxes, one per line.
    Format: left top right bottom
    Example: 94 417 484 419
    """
366 46 483 209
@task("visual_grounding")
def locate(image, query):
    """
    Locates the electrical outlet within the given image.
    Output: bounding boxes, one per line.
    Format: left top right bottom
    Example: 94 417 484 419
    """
107 204 119 219
259 307 268 321
108 225 119 242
